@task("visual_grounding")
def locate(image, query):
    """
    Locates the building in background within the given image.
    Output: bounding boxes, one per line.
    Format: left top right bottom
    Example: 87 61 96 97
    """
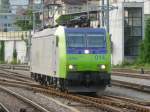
0 0 149 64
32 0 100 27
31 0 149 65
0 0 10 13
0 13 22 32
0 0 22 32
109 1 145 65
109 0 150 65
0 0 30 63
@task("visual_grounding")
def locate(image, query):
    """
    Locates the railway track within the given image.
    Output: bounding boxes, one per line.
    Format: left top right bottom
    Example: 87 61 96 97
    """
0 79 122 112
0 68 30 79
0 79 150 112
113 68 150 74
1 67 150 92
0 86 50 112
1 64 150 78
112 71 150 80
0 69 32 83
0 67 150 112
103 95 150 106
79 95 150 112
111 79 150 93
0 103 10 112
0 64 29 71
1 64 150 80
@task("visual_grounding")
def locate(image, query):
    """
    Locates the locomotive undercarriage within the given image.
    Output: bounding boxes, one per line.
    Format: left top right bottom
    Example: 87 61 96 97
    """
31 72 111 92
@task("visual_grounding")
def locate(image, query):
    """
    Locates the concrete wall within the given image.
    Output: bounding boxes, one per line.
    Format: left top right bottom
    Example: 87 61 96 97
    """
144 0 150 14
0 31 29 64
5 41 13 63
110 3 124 65
5 40 26 63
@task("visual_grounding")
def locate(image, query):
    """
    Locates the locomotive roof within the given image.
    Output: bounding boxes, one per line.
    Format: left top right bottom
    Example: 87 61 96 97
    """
32 28 57 38
65 27 106 34
32 26 106 38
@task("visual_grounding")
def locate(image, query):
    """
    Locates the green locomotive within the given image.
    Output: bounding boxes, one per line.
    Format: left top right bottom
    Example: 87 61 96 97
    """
31 26 111 92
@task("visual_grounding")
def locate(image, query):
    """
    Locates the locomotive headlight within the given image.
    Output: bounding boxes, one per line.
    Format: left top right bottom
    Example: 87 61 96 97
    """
84 49 89 54
69 65 74 70
100 65 106 70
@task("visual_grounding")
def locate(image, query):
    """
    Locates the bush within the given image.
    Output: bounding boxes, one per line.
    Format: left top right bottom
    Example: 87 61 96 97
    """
0 41 5 62
138 18 150 63
10 58 17 64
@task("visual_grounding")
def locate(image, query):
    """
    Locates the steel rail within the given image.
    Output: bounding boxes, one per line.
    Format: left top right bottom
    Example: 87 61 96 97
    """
0 86 50 112
0 65 29 71
0 80 150 112
0 73 32 83
0 81 122 112
104 95 150 106
79 95 150 112
112 80 150 93
0 69 32 82
0 66 150 111
112 71 150 80
0 103 10 112
112 68 150 74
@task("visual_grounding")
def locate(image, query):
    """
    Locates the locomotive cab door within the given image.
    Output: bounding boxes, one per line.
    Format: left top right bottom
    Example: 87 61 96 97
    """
51 36 59 77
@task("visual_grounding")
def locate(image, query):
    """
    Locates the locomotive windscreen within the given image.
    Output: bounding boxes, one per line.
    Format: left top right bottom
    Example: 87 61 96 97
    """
66 33 105 48
67 33 85 47
86 34 105 48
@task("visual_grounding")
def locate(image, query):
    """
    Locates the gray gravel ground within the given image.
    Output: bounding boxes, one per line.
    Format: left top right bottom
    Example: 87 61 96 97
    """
0 69 30 78
2 69 30 77
5 86 104 112
1 70 150 111
0 88 40 112
49 95 103 112
5 86 81 112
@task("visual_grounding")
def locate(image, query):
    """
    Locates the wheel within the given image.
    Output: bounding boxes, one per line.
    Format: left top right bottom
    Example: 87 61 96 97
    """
59 79 66 92
54 78 66 92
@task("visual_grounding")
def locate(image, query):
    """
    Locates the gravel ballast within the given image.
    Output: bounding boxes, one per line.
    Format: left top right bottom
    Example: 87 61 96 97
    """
0 88 40 112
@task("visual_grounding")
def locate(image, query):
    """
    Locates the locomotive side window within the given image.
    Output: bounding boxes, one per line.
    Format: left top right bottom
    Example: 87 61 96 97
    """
86 34 105 48
67 33 85 47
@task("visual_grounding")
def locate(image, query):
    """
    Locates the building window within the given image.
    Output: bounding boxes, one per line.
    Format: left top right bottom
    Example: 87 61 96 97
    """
4 28 7 32
4 24 7 27
4 16 7 19
8 24 11 27
124 7 142 56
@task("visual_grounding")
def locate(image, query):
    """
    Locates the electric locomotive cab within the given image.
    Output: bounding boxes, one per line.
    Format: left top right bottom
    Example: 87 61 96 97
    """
65 28 111 92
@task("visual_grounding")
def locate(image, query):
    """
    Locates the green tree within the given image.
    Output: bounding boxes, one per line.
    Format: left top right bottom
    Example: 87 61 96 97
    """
0 41 5 63
15 9 41 31
139 18 150 63
12 48 17 64
0 0 10 13
15 9 33 30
